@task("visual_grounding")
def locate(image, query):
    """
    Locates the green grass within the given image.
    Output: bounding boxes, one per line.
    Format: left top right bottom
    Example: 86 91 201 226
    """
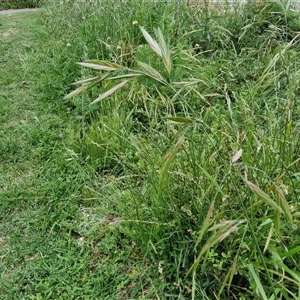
1 1 300 299
0 0 40 10
0 11 160 300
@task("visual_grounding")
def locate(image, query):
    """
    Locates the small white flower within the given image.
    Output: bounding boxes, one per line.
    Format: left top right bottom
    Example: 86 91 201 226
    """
132 20 138 26
194 43 200 49
66 43 71 47
78 237 85 245
158 261 164 274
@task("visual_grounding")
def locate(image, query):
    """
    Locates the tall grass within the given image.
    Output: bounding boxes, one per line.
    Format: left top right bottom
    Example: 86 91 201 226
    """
0 0 40 10
41 0 300 298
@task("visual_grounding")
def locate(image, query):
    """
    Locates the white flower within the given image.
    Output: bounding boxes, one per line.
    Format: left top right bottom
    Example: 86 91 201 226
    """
132 20 138 26
78 237 85 245
158 261 164 274
66 43 71 47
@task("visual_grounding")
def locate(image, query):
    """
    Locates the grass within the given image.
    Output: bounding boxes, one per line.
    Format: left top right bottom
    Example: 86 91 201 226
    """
0 10 159 300
1 0 300 299
0 1 40 11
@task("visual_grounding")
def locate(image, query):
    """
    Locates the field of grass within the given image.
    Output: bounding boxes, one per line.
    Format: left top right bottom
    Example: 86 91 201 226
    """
1 1 300 299
0 10 157 300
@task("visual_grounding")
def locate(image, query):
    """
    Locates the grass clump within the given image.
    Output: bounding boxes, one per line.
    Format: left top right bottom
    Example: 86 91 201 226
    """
0 0 40 10
1 0 300 299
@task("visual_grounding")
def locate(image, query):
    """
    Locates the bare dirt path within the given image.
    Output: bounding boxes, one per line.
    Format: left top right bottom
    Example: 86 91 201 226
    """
0 8 41 15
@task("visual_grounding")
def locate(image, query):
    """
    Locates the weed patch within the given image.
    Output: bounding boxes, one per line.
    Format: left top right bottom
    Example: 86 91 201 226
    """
61 1 300 298
1 1 300 299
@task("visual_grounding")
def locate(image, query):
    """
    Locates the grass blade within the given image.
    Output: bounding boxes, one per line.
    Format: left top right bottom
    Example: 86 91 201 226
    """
194 201 215 249
71 76 99 85
199 166 225 197
106 73 142 80
72 74 109 86
89 80 129 105
246 181 283 214
190 220 244 275
274 185 292 222
137 61 167 85
156 27 171 76
86 60 123 69
140 26 162 57
248 264 268 300
263 222 274 254
64 85 88 99
78 61 122 71
159 138 184 193
279 246 300 259
166 116 194 125
277 261 300 282
218 255 238 297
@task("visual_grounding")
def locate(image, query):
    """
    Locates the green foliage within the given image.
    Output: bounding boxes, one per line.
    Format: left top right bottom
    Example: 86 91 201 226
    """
62 1 300 298
2 0 300 299
0 10 160 300
0 0 40 10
